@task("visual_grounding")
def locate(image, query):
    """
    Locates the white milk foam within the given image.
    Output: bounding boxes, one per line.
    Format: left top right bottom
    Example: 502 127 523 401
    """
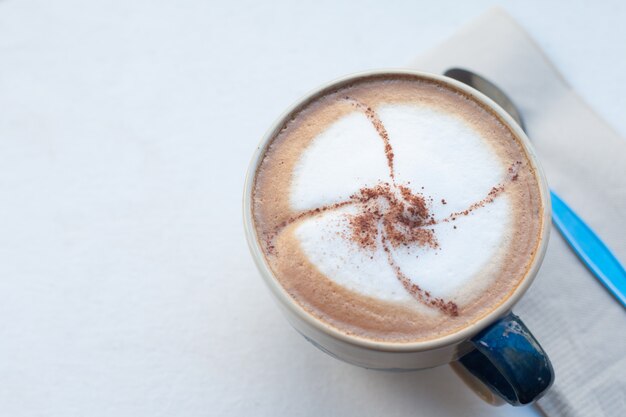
291 104 511 307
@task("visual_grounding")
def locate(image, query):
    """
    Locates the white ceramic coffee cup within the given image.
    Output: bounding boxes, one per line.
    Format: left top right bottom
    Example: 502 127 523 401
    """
243 69 552 404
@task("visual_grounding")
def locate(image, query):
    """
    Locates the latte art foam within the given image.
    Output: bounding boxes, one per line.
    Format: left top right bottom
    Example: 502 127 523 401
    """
253 75 544 342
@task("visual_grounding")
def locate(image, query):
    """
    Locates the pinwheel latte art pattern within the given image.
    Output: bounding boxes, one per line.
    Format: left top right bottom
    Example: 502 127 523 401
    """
252 75 543 342
264 97 521 317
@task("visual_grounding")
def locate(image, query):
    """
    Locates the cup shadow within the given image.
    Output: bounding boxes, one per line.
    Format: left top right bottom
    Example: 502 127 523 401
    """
281 333 494 416
356 364 482 413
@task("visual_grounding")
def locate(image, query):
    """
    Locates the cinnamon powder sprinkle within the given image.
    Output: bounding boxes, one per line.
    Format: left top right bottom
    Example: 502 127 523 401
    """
348 209 381 250
264 99 521 317
347 183 438 250
345 97 396 181
443 161 521 222
383 236 458 316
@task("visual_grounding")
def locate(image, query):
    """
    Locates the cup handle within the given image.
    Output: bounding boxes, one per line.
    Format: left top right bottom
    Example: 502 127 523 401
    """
456 312 554 406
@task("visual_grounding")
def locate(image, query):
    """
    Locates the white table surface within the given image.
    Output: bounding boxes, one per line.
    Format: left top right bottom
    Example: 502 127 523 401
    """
1 1 624 416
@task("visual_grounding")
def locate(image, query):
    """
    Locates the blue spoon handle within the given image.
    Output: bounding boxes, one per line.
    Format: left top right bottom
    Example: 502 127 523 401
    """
550 190 626 308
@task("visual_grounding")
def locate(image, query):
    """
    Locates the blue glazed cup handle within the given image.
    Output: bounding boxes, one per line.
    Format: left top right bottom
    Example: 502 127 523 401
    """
458 312 554 406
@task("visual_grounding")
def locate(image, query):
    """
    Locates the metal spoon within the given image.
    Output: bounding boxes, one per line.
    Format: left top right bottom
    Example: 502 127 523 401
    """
444 68 626 308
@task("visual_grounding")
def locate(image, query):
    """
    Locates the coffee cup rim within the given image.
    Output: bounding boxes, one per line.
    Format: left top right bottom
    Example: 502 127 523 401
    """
243 69 551 353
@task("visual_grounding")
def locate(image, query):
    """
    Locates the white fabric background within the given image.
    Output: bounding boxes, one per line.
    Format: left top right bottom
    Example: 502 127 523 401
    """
0 1 624 416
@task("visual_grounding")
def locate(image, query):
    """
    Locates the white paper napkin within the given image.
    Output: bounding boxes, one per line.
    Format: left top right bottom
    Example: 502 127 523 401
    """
411 8 626 417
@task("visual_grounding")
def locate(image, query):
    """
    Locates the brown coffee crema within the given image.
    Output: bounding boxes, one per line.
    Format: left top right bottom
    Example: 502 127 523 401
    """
252 74 544 343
